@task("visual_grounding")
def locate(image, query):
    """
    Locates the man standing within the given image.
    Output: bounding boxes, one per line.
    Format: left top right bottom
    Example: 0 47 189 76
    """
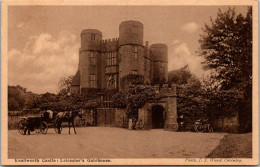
177 115 185 132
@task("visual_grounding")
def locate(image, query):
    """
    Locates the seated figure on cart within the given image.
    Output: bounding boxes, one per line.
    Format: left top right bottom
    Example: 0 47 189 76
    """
42 110 54 121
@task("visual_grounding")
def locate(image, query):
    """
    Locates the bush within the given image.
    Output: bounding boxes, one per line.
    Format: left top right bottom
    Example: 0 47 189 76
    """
111 84 157 118
120 74 144 89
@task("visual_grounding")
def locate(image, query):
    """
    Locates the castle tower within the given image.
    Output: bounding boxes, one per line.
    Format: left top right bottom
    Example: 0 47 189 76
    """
118 20 145 88
149 43 168 84
79 29 102 92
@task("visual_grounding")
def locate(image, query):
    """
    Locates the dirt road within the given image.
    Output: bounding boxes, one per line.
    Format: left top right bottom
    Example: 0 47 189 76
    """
8 127 226 158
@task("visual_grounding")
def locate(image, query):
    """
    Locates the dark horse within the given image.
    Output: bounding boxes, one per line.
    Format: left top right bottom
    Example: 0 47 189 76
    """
55 111 83 134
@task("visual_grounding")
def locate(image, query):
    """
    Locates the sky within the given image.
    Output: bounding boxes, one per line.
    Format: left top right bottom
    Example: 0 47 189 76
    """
8 5 249 94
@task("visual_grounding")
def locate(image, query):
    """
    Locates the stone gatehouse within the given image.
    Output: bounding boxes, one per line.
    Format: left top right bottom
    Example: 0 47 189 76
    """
138 85 178 130
81 84 178 131
71 20 177 130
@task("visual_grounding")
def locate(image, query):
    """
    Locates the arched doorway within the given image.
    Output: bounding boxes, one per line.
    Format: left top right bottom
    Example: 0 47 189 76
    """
151 105 165 129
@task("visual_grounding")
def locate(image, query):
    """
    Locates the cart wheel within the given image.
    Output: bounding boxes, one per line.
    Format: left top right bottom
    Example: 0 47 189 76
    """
195 124 203 132
18 119 27 135
35 126 41 134
54 123 62 133
139 123 144 130
40 121 48 134
35 123 42 134
136 121 144 130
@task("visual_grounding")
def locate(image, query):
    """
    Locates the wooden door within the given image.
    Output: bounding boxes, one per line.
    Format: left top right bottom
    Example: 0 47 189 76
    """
105 109 115 126
96 109 105 126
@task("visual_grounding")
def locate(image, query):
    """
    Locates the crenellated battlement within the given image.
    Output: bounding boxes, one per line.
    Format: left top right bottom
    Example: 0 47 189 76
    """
101 38 119 43
101 38 119 51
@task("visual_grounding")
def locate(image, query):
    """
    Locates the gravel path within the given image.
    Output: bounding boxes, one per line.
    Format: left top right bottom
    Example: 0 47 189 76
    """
8 127 226 158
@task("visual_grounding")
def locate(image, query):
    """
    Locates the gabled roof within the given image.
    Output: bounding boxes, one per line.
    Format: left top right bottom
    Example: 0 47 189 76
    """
71 70 80 86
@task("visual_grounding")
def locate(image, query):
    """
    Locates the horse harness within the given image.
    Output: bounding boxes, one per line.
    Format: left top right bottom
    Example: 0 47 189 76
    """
62 111 73 119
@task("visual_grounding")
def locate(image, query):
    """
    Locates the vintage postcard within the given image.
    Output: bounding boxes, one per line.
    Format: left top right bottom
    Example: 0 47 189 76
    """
1 0 259 165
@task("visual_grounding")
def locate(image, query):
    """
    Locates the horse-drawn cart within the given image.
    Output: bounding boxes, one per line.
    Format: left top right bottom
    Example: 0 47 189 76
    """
18 110 82 135
18 110 63 135
18 116 48 135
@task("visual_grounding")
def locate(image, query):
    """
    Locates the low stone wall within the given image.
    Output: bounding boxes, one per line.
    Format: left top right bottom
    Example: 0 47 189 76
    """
8 110 41 129
75 109 95 126
8 115 21 129
213 115 239 133
138 106 150 129
115 108 127 127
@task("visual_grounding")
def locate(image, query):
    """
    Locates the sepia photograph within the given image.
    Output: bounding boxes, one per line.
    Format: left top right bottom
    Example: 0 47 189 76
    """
1 0 259 165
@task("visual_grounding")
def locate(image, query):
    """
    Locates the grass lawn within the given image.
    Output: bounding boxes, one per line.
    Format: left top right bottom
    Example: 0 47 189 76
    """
207 133 252 158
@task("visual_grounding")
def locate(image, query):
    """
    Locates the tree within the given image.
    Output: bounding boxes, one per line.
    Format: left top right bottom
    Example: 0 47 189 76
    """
168 66 206 120
39 93 103 112
8 86 25 111
199 7 252 92
120 74 145 89
168 65 192 85
58 75 74 96
176 73 206 120
111 83 157 118
113 74 157 118
26 95 41 109
199 7 252 132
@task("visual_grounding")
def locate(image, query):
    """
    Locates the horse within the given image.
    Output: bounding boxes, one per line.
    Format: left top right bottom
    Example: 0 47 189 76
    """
54 110 83 134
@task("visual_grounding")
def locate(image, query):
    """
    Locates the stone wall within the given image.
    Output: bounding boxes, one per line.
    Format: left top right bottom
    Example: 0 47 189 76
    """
138 103 152 129
213 112 239 133
77 109 95 126
150 44 168 83
119 45 145 89
161 96 178 131
115 108 127 127
143 46 152 84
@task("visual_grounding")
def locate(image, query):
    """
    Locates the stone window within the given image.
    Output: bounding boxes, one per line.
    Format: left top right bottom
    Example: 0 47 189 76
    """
112 52 117 65
90 74 96 88
90 52 96 65
132 46 138 61
91 33 95 40
103 94 112 108
132 70 138 75
107 52 116 66
107 74 117 88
